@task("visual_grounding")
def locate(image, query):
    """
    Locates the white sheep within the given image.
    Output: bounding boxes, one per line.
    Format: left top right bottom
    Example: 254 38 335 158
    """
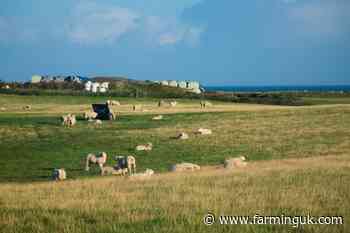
170 163 200 172
115 155 137 175
197 128 212 135
52 168 66 181
84 111 97 120
152 115 163 120
224 156 247 169
135 143 153 151
85 152 108 171
176 132 189 140
101 166 128 176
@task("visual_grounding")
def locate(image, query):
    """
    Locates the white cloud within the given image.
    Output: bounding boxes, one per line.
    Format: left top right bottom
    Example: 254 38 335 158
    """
287 0 350 38
66 2 140 45
144 16 204 46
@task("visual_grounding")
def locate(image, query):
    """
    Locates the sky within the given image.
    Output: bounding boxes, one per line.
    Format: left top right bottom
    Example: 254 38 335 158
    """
0 0 349 86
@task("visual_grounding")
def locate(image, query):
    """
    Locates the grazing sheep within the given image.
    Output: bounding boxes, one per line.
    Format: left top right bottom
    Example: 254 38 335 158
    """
196 128 212 135
129 169 154 179
0 107 6 111
152 115 163 120
109 110 117 120
84 111 98 120
133 105 142 111
170 163 200 172
176 132 189 140
23 105 31 110
115 155 137 175
200 101 212 108
224 156 247 169
52 168 66 181
61 114 76 127
135 143 153 151
101 166 128 176
85 152 108 171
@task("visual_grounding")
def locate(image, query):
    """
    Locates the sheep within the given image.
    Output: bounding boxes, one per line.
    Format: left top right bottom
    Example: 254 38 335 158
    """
23 105 31 110
224 156 247 169
0 107 6 111
61 114 76 127
152 115 163 120
170 163 200 172
129 169 154 179
84 111 98 120
176 132 189 140
101 166 128 176
200 101 212 109
52 168 66 181
115 155 136 175
109 110 117 120
196 128 212 135
135 143 153 151
85 152 108 171
107 100 121 106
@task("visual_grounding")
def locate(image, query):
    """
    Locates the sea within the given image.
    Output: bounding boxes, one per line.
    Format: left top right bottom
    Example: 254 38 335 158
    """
204 85 350 93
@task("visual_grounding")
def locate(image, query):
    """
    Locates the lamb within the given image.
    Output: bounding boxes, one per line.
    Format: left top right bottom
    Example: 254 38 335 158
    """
135 143 153 151
196 128 212 135
101 166 128 176
224 156 247 169
84 111 97 120
200 101 212 108
152 115 163 120
52 168 66 181
170 163 200 172
176 132 189 140
85 152 108 171
61 114 76 127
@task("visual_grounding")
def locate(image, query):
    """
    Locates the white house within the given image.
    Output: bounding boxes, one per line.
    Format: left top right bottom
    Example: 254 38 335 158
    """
85 81 92 91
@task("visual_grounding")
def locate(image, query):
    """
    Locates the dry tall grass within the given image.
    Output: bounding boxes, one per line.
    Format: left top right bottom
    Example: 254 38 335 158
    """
0 155 348 233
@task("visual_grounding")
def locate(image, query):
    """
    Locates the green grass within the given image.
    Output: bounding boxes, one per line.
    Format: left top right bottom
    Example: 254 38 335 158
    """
0 95 350 182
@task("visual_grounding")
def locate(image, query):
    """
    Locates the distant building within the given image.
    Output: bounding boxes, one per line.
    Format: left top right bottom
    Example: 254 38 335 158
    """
160 80 169 86
168 80 178 87
159 80 201 93
178 81 187 89
85 81 110 93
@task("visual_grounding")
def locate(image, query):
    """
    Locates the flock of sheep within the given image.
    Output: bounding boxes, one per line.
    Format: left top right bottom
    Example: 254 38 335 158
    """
52 99 248 181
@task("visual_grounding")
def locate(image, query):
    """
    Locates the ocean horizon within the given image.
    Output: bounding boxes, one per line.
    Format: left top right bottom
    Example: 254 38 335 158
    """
204 85 350 93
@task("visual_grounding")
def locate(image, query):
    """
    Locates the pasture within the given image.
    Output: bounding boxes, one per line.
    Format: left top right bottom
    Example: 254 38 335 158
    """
0 94 349 233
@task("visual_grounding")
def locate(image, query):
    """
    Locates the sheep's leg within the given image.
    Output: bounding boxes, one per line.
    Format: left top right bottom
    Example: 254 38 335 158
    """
85 159 90 171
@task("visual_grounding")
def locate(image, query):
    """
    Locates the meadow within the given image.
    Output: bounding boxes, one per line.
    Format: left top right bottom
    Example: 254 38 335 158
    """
0 94 349 232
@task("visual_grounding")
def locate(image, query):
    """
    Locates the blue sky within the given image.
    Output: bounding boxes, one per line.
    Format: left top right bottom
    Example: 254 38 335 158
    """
0 0 349 85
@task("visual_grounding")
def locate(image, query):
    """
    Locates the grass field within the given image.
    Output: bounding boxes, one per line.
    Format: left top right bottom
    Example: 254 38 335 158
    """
0 94 349 232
